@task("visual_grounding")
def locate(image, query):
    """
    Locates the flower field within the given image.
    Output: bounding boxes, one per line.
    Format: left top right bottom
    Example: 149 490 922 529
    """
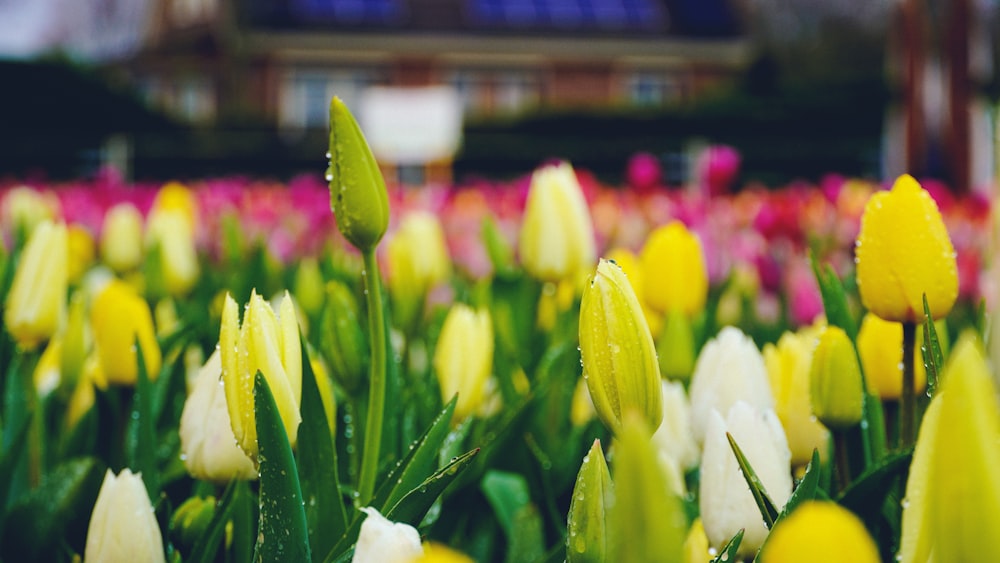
0 100 997 562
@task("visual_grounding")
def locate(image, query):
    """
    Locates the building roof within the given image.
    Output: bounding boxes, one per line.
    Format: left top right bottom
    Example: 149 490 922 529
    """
240 0 743 38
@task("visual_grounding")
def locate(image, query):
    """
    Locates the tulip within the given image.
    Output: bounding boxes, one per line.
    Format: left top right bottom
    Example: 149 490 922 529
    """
319 280 368 394
518 161 596 282
856 313 927 399
100 203 144 273
855 174 957 323
84 469 166 563
682 518 711 563
220 290 302 457
688 326 774 446
433 304 494 422
898 334 1000 563
179 350 258 483
1 186 57 239
146 183 199 296
415 543 474 563
169 496 216 551
699 402 792 557
570 377 596 427
328 96 390 253
759 501 880 563
651 380 699 471
579 259 662 434
611 411 686 562
810 326 864 429
567 439 613 563
67 224 95 284
293 256 326 319
763 329 829 466
639 221 707 317
91 279 162 385
604 247 661 336
4 220 67 350
388 211 451 330
657 309 696 382
33 336 62 397
352 507 423 563
60 291 89 388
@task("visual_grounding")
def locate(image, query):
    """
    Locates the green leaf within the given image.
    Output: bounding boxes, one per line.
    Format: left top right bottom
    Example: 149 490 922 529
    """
126 338 158 501
837 450 913 514
372 397 456 511
809 255 857 341
0 456 106 561
297 339 348 562
186 480 238 563
921 294 944 396
505 504 545 563
384 448 479 524
481 215 516 276
712 529 744 563
0 415 32 528
254 371 311 562
777 449 822 519
726 433 779 528
481 470 532 538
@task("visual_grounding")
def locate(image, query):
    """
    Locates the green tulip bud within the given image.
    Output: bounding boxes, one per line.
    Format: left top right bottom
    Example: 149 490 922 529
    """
809 326 864 429
327 96 389 253
567 439 614 563
169 495 217 551
320 280 368 394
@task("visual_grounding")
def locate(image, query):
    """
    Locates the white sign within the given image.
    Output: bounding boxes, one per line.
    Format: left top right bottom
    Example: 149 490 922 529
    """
359 86 463 165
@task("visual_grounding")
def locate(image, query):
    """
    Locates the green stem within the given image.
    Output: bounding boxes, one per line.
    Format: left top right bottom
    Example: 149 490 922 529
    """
833 429 851 495
900 322 916 448
358 249 386 505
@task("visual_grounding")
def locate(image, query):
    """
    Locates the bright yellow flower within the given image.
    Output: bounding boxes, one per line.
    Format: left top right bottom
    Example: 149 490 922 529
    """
899 334 1000 563
855 174 957 323
100 203 144 273
639 221 707 317
604 247 661 335
146 194 199 297
91 279 162 385
519 161 596 282
579 259 662 434
1 186 58 238
388 211 451 329
763 328 829 466
220 290 302 457
760 501 879 563
810 326 864 429
433 304 493 422
856 313 926 399
4 220 68 350
66 224 95 284
682 518 711 563
416 543 474 563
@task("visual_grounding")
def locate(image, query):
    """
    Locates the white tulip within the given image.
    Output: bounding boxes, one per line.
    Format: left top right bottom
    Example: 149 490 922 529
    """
689 327 774 446
179 350 258 483
699 402 792 557
84 469 165 563
352 507 424 563
652 380 699 471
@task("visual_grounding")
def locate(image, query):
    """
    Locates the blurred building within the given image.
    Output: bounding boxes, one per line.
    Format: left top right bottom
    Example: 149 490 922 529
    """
125 0 750 130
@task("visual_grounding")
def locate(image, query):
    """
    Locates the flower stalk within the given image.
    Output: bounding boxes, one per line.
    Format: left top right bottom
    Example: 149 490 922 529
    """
358 248 386 505
900 321 916 447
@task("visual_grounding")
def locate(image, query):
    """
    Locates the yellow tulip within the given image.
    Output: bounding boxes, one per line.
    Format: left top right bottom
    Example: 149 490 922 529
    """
388 211 451 329
603 247 661 335
579 259 662 434
855 174 957 323
293 257 326 319
567 439 613 563
4 220 68 350
763 329 829 466
33 336 62 397
146 198 199 297
810 326 864 429
152 181 197 229
66 224 95 284
639 221 707 317
760 502 879 563
220 290 302 457
1 186 58 239
100 203 144 273
898 334 1000 563
416 543 474 563
433 304 494 422
91 279 162 385
682 519 711 563
519 161 596 282
856 313 926 399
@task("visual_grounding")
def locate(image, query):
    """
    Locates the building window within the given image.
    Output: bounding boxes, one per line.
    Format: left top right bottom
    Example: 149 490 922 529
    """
280 68 379 130
446 68 539 117
627 71 680 106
